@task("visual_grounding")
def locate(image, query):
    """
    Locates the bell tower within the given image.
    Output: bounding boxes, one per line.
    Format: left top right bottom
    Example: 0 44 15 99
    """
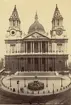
50 4 66 38
52 4 63 30
6 5 22 39
9 5 21 30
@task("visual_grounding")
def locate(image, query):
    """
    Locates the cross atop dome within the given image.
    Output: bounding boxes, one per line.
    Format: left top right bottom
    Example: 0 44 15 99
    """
9 5 20 23
35 12 38 21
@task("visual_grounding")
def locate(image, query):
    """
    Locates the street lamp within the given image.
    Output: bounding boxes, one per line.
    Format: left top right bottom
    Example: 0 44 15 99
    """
18 58 19 75
53 83 54 94
46 78 48 87
17 80 19 93
61 78 63 87
10 78 11 87
70 77 71 84
69 76 71 84
24 78 26 87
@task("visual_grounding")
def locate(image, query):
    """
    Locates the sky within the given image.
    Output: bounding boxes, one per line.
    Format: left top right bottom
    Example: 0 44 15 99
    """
0 0 71 61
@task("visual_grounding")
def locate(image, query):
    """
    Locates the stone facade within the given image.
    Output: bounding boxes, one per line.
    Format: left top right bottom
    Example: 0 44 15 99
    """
5 5 68 73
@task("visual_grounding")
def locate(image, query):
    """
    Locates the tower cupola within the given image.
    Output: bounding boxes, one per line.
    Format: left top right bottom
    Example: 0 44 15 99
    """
52 4 63 30
9 5 21 30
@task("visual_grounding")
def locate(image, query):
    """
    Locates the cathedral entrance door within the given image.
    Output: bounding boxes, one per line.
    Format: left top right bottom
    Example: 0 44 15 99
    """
34 58 39 71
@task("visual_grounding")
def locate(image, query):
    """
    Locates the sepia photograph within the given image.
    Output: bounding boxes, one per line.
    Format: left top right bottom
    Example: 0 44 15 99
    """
0 0 71 104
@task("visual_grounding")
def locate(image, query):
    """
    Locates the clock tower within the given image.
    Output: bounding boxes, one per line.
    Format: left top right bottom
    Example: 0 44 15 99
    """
6 5 22 39
50 4 67 38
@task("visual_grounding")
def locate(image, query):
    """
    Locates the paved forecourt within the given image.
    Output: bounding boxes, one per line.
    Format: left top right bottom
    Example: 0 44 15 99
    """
1 71 71 97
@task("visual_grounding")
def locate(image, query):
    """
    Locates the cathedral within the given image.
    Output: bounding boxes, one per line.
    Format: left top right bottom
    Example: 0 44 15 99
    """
5 4 68 73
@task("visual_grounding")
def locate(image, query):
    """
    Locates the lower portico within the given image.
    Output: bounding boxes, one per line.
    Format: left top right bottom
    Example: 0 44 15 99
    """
5 55 68 72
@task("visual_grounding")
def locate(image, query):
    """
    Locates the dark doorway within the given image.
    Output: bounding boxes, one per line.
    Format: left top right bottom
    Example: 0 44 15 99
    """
49 67 52 71
21 66 24 72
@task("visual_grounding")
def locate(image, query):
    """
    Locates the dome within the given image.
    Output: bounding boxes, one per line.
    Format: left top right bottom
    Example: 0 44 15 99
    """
28 13 45 34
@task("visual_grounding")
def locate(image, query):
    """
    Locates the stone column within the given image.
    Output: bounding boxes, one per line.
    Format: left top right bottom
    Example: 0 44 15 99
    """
41 42 42 53
52 42 54 53
26 42 27 53
45 58 47 71
40 58 41 71
65 42 67 54
47 58 48 71
40 58 42 71
45 42 48 53
24 42 26 53
33 42 34 53
22 43 25 53
53 58 55 71
31 58 32 71
32 58 34 71
44 58 46 71
65 60 67 68
9 45 11 54
38 42 41 53
26 58 27 71
24 58 26 71
38 58 40 71
31 42 32 53
47 58 49 71
45 42 46 53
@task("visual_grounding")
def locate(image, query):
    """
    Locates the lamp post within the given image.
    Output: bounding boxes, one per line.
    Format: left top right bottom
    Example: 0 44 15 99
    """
70 77 71 84
10 78 11 87
61 78 63 87
18 58 19 75
69 76 71 84
17 80 19 93
24 78 26 87
53 83 54 94
46 78 48 87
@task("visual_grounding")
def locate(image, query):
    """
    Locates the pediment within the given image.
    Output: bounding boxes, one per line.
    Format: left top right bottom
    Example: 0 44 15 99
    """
24 32 50 40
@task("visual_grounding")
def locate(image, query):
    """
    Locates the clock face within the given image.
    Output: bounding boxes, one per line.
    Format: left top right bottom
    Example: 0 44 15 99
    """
10 30 16 36
56 28 63 35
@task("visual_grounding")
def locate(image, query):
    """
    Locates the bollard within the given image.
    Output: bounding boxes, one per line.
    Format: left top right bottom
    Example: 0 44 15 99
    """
43 91 45 94
13 88 15 92
10 88 12 90
60 88 62 90
38 91 39 94
48 90 50 93
27 91 29 94
57 89 58 91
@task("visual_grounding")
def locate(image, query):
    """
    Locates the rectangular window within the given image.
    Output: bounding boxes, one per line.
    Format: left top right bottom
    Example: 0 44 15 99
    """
57 19 59 26
57 43 62 52
10 44 15 53
13 20 15 26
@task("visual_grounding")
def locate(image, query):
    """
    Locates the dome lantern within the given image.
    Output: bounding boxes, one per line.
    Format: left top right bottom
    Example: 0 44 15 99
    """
35 12 38 21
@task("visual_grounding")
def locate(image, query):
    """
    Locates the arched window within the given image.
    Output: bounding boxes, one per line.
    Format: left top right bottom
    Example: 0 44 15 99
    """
13 20 15 26
57 19 59 26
